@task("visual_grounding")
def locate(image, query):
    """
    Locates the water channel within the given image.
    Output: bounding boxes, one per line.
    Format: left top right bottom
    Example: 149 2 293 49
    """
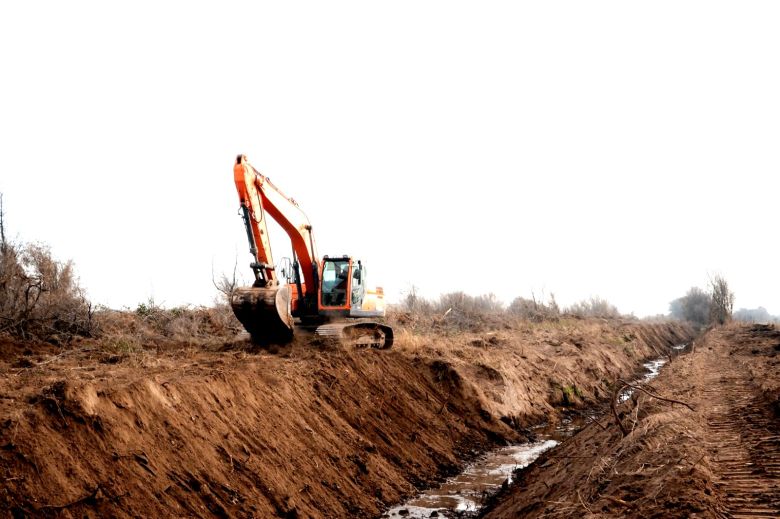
385 345 688 518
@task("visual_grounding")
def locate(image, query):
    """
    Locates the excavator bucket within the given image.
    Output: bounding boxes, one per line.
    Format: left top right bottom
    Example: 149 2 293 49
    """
231 285 294 344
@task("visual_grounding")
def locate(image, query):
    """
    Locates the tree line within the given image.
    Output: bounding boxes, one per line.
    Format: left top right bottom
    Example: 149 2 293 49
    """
669 275 734 327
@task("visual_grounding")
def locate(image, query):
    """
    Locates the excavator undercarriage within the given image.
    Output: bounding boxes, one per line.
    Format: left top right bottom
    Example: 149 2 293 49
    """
312 322 394 349
231 286 393 348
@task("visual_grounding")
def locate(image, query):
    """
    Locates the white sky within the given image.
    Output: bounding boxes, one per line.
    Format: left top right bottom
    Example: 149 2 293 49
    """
1 2 778 317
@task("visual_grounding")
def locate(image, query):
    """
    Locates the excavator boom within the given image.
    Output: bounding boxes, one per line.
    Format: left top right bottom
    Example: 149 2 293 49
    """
233 155 319 295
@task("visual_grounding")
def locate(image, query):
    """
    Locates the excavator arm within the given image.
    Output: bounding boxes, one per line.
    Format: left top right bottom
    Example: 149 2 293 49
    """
233 155 320 303
231 155 322 342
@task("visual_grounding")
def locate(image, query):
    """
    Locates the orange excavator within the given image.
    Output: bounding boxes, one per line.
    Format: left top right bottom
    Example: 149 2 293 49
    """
230 155 393 348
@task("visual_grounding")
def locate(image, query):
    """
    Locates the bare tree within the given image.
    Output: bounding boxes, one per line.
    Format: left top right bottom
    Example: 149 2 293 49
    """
709 274 734 325
400 285 433 314
212 257 240 306
669 287 710 326
0 200 94 340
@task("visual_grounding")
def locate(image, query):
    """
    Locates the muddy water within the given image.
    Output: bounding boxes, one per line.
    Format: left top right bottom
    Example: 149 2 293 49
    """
618 357 667 402
385 440 558 517
385 347 688 518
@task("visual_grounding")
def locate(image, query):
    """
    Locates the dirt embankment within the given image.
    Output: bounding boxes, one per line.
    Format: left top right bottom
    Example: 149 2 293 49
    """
0 318 691 518
481 323 780 519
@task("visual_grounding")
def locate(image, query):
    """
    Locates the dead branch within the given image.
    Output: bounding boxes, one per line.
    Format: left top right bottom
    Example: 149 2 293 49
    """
212 257 239 303
616 379 695 411
630 395 641 434
611 383 628 436
587 415 607 431
602 495 629 507
612 379 695 437
437 395 451 415
577 489 593 514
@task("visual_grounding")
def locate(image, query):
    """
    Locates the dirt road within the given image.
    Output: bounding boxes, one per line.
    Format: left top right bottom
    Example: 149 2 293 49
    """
481 323 780 518
701 325 780 518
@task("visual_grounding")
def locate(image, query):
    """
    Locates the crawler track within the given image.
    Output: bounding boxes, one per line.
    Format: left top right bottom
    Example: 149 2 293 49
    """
703 368 780 517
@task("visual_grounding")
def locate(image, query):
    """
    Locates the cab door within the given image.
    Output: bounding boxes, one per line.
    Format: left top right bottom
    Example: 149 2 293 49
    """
319 257 352 310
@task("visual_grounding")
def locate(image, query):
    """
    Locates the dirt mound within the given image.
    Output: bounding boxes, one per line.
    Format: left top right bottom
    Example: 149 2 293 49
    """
481 323 780 519
0 319 692 518
0 346 507 518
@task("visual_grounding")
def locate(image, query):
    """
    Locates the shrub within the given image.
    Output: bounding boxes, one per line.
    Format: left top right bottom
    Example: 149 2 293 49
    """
399 285 434 314
565 296 621 319
0 242 95 340
507 294 560 321
392 288 507 332
435 291 504 315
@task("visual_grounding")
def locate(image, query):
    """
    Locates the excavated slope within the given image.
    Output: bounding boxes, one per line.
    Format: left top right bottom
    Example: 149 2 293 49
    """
0 319 692 518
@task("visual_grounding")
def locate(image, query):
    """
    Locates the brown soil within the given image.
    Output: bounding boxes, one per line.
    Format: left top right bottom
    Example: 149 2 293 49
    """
0 318 691 518
481 322 780 519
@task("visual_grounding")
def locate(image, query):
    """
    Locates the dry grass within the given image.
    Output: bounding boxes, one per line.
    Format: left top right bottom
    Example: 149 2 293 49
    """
94 303 243 354
387 310 693 427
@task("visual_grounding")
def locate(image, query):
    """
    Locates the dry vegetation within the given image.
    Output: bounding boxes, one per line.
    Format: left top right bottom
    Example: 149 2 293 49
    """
394 288 628 336
0 241 95 342
0 239 242 354
98 301 243 353
669 274 735 328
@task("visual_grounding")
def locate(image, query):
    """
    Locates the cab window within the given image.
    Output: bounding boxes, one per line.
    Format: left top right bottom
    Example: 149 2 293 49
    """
321 259 349 306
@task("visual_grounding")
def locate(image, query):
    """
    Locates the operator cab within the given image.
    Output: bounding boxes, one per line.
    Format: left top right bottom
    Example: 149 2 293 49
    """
320 256 364 310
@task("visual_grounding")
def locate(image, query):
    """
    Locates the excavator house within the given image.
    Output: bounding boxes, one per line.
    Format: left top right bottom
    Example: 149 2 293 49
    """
230 155 393 348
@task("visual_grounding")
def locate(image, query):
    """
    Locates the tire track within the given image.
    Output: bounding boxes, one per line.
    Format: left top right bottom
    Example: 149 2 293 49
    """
702 367 780 518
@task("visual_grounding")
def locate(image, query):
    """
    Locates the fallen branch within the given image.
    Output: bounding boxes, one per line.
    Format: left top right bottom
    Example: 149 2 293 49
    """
577 489 593 514
611 384 628 436
602 495 629 507
587 415 608 431
611 379 695 437
616 379 695 411
630 395 642 434
437 395 451 415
